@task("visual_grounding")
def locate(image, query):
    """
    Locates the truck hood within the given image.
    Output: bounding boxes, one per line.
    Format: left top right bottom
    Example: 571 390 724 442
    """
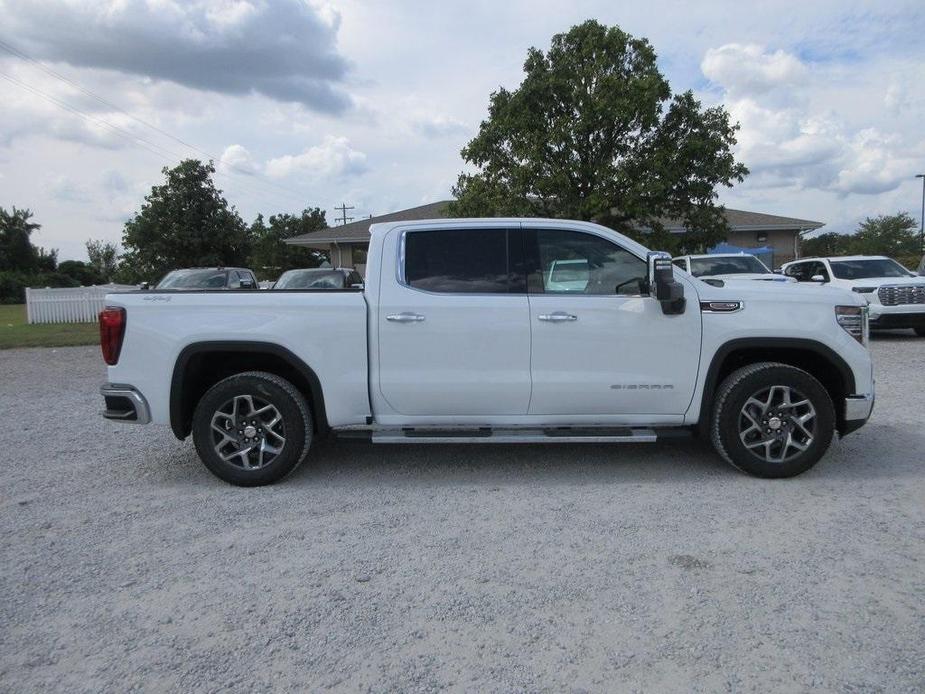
693 276 862 307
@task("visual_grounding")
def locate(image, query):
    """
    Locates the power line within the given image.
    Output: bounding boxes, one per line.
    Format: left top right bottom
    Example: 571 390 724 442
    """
0 36 312 204
0 69 309 209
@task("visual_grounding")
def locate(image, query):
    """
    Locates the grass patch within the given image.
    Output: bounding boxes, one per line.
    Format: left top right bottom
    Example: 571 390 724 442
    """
0 304 99 350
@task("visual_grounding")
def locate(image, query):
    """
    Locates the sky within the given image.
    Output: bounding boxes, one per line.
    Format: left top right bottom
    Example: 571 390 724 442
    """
0 0 923 262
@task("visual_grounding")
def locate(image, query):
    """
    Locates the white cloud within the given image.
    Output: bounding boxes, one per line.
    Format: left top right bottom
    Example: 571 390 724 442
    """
412 115 470 139
704 44 914 198
702 44 806 100
219 144 259 176
265 136 367 180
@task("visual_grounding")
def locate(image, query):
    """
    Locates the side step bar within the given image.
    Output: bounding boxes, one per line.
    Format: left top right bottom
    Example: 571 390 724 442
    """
371 427 658 444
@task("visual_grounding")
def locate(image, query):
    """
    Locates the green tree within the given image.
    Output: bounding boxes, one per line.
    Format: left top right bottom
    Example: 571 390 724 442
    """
847 213 920 267
120 160 250 281
58 260 104 286
248 208 329 280
449 20 748 254
801 231 852 259
86 239 120 282
0 207 57 272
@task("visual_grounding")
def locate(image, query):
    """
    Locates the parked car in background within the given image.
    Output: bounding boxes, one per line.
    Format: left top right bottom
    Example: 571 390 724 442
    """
155 267 258 290
781 255 925 336
273 268 364 290
672 253 795 283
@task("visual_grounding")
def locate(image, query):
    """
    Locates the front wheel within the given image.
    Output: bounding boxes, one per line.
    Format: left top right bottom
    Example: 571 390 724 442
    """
192 371 312 486
710 362 835 478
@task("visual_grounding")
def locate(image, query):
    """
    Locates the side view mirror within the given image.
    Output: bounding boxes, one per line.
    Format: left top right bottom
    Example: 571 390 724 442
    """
350 282 364 289
647 251 686 315
139 281 150 290
811 274 826 283
238 278 255 289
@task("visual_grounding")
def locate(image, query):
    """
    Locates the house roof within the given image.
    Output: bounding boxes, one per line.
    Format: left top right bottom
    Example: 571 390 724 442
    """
286 200 453 246
286 200 823 247
659 208 824 233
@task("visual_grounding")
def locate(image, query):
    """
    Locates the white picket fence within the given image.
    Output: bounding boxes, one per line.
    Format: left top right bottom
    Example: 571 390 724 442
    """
25 284 137 324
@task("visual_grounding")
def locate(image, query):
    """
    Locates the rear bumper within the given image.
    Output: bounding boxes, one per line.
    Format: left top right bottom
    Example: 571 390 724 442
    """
100 383 151 424
841 393 874 435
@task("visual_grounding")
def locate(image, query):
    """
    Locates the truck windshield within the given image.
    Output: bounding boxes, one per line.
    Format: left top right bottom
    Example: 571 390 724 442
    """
275 270 345 289
688 256 769 277
157 269 228 288
830 259 915 280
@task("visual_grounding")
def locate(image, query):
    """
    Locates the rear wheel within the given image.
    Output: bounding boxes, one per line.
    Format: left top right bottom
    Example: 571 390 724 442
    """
192 371 312 486
710 362 835 478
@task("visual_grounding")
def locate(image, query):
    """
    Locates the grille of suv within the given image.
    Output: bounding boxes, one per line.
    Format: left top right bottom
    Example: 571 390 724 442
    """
878 284 925 306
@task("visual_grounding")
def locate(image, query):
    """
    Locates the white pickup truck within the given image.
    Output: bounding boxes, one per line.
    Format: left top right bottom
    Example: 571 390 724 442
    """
99 218 874 486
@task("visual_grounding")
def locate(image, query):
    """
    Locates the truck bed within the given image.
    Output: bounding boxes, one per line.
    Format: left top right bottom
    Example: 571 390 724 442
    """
104 289 371 429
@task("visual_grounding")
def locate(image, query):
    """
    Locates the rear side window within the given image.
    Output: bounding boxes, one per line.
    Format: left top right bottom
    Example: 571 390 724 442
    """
404 228 520 293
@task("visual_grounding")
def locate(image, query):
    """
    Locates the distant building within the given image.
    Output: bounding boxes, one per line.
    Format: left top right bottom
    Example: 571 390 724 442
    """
286 200 823 274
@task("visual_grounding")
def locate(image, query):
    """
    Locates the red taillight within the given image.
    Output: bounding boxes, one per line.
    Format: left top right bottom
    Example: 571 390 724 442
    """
99 306 126 365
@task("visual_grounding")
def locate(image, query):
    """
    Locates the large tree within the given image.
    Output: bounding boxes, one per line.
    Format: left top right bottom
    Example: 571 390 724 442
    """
0 207 57 272
449 20 748 254
849 213 920 265
800 231 852 259
85 239 120 282
248 208 328 280
120 160 250 280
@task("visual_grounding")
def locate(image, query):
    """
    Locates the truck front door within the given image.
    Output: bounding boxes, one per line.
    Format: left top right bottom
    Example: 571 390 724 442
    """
524 225 702 416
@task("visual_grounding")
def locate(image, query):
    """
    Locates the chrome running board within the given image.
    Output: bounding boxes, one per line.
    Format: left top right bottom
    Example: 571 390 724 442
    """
371 427 658 444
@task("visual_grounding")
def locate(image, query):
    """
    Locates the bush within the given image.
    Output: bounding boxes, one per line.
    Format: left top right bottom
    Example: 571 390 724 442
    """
0 270 79 304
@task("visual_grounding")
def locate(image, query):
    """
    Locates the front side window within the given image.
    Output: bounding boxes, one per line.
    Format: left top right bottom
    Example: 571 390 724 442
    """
404 228 518 293
830 258 914 280
529 229 647 296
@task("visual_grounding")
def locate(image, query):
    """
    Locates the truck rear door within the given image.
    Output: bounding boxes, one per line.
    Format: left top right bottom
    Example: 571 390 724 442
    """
376 224 531 416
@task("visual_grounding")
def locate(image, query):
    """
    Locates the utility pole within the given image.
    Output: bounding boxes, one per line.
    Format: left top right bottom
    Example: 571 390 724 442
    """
334 203 355 226
916 174 925 253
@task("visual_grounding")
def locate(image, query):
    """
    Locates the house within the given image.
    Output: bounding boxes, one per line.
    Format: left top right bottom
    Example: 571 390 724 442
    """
286 200 823 274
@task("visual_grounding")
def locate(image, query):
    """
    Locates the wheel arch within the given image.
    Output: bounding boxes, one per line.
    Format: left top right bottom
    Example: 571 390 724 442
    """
698 338 856 436
170 341 329 440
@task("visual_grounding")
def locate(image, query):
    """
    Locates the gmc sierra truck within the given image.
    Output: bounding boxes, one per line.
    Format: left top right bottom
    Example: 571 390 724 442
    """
99 218 874 486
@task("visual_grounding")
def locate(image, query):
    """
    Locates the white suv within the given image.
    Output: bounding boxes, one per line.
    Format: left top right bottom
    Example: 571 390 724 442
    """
781 255 925 336
673 253 795 283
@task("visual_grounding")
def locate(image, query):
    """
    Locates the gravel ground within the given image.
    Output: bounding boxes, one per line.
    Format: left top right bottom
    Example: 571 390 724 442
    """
2 335 924 693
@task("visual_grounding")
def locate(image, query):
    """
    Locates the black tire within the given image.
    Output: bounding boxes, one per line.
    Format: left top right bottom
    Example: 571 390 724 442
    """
192 371 312 486
914 327 925 337
710 362 835 478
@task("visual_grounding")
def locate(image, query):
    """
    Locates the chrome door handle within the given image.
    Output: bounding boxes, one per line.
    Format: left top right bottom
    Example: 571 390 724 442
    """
386 312 425 323
538 312 577 322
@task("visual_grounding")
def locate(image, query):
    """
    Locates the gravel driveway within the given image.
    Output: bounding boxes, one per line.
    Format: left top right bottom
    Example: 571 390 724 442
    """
2 335 923 692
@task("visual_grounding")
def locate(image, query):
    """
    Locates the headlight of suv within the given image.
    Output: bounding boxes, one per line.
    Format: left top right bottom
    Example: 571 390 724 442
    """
835 305 868 346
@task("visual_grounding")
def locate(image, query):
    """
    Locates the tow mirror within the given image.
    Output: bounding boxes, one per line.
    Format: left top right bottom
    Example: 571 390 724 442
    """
647 251 686 315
